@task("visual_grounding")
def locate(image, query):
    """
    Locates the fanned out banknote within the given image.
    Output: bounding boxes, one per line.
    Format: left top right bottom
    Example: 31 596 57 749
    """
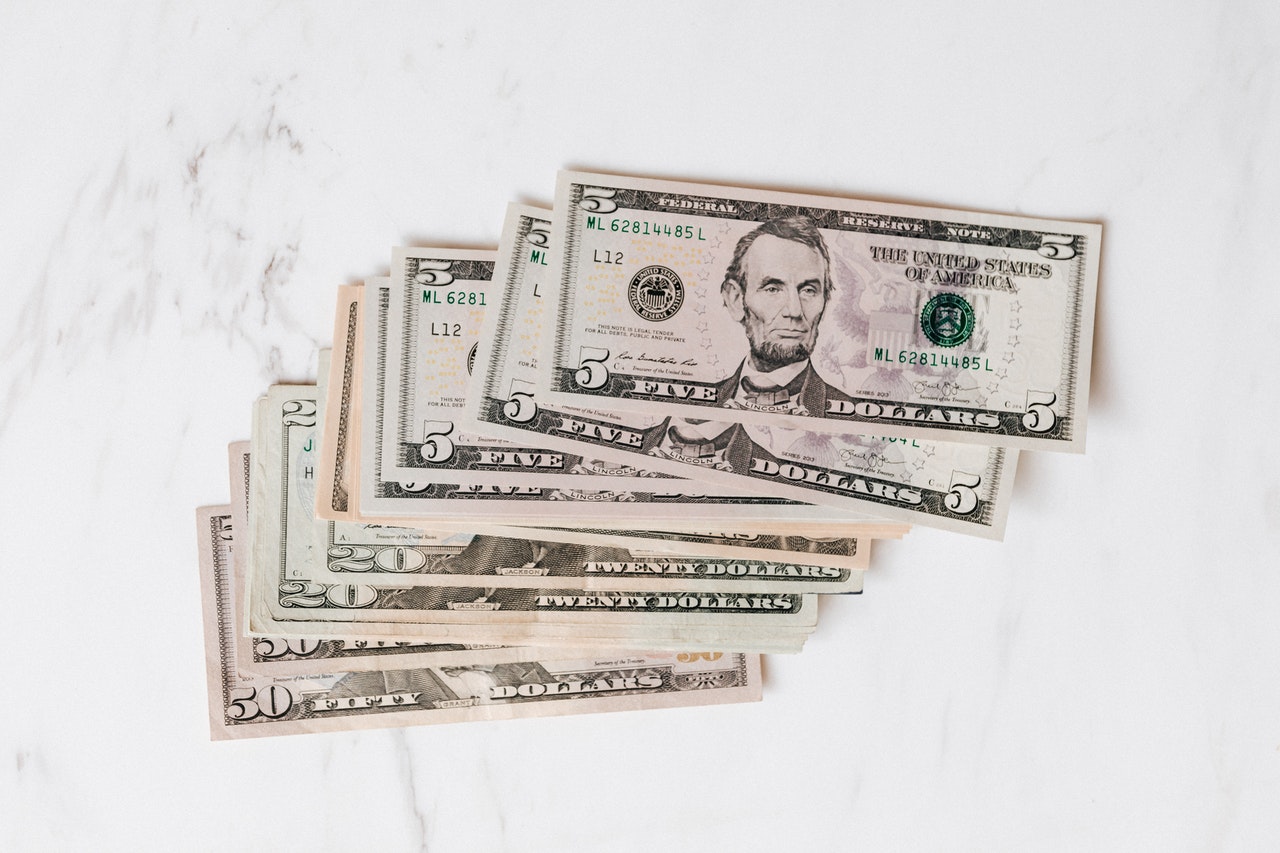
354 277 912 531
199 505 762 738
413 521 873 579
248 387 817 654
298 323 870 589
378 247 679 488
240 411 866 596
541 171 1098 453
463 203 1016 538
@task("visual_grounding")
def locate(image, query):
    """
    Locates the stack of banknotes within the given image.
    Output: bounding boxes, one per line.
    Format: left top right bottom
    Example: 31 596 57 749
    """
197 172 1100 738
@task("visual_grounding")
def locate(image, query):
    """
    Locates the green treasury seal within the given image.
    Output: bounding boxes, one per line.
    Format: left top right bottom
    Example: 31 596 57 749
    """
920 293 975 347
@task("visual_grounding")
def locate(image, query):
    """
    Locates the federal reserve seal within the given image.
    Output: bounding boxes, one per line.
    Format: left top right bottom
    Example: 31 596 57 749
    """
467 342 478 375
628 265 684 321
920 293 975 347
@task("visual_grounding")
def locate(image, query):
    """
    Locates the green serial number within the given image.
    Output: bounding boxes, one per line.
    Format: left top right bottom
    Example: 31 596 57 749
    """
873 347 992 371
422 290 487 305
586 215 706 240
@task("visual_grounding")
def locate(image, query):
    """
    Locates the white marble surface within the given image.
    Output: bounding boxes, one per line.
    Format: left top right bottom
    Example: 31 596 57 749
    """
4 2 1279 850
